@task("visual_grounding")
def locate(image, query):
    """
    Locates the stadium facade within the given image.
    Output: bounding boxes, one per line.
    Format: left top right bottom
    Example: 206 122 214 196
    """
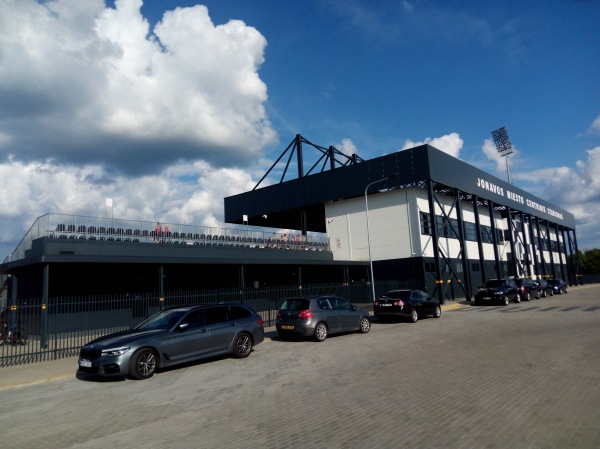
0 137 580 304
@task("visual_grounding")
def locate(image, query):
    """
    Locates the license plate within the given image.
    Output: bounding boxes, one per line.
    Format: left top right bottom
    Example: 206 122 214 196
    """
281 325 294 330
380 304 392 307
483 297 491 300
79 359 92 368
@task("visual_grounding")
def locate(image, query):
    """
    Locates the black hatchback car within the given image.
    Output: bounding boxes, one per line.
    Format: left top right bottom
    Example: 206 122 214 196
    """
547 278 568 294
513 277 541 300
276 296 371 342
474 279 520 305
535 278 554 297
373 290 441 323
78 304 264 380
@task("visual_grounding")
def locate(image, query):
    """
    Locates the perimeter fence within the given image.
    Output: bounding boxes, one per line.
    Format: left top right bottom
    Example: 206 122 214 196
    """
0 279 414 367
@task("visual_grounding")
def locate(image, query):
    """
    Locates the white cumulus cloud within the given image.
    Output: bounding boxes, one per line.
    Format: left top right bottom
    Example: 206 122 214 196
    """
401 133 464 158
0 0 276 172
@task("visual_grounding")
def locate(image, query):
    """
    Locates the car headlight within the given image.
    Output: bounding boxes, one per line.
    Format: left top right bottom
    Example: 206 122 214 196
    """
101 347 131 357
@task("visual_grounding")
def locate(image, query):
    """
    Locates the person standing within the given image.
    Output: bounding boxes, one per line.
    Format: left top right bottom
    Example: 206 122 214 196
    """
155 222 161 242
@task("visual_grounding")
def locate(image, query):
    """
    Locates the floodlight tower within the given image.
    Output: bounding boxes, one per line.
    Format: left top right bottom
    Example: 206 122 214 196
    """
491 127 514 184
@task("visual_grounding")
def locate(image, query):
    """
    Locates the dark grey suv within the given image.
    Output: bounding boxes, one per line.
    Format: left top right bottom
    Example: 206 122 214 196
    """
276 296 371 342
78 304 264 380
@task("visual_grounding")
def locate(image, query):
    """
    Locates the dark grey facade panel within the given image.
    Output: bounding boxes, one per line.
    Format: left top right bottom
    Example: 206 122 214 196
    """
225 144 575 231
10 238 350 268
425 147 575 228
224 146 431 229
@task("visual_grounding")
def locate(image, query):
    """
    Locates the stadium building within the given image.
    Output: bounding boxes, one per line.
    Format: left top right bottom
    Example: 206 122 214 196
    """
0 135 580 305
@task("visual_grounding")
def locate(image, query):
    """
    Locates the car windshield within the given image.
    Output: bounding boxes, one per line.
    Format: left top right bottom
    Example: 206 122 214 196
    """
136 309 187 330
484 280 505 288
382 291 411 299
281 299 310 311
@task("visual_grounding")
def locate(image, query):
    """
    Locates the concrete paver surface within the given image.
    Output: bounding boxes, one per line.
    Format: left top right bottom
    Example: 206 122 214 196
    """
0 286 598 448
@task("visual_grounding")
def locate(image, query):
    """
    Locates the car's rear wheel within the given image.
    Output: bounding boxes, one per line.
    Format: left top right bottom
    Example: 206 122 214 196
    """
129 348 158 380
313 322 328 342
408 308 418 323
358 316 371 333
433 305 441 318
233 333 253 358
525 292 531 301
550 289 554 296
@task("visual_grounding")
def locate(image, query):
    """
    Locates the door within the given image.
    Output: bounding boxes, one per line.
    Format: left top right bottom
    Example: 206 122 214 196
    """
331 297 359 331
205 306 238 354
163 309 211 362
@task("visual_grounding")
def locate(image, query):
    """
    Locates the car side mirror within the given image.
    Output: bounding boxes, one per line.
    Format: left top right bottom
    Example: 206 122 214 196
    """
351 306 357 311
178 322 189 331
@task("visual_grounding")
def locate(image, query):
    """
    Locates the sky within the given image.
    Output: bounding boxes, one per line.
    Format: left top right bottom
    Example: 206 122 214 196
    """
0 0 599 260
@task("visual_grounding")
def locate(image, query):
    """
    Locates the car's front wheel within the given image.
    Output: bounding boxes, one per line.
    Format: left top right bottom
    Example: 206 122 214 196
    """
313 322 328 342
358 316 371 333
433 305 441 318
129 348 158 380
233 333 253 358
502 295 509 306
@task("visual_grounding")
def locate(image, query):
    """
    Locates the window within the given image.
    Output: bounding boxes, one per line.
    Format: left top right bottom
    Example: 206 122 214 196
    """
227 306 252 320
205 306 228 325
420 212 432 235
464 222 477 241
331 297 352 311
183 310 206 329
480 225 493 244
425 262 436 272
472 263 480 272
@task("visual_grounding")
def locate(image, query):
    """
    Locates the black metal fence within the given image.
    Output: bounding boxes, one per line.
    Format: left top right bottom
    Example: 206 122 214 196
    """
0 280 410 368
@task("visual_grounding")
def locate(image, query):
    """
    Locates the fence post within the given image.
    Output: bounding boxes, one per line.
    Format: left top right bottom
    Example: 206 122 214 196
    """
41 304 48 349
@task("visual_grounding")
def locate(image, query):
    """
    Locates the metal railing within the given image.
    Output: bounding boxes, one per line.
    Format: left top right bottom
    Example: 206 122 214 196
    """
3 213 330 264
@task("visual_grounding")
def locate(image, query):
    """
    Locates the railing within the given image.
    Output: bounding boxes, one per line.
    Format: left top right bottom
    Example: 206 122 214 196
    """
3 213 330 264
0 281 391 367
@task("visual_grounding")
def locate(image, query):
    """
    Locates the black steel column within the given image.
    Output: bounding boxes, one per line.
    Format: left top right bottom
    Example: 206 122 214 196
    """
525 213 539 278
488 201 502 279
473 195 486 283
506 209 518 277
556 223 567 282
296 134 304 178
546 221 556 278
566 228 576 286
454 189 472 299
41 265 49 349
427 179 444 304
535 218 547 278
573 230 581 285
159 266 165 310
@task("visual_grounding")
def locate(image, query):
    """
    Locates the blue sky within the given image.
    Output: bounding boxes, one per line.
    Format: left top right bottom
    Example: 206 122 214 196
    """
0 0 599 259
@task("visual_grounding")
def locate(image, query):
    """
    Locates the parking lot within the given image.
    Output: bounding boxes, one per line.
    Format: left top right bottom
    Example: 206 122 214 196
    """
0 285 599 449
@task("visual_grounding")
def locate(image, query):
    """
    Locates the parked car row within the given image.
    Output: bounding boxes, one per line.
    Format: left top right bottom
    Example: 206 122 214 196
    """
78 290 442 381
474 278 568 305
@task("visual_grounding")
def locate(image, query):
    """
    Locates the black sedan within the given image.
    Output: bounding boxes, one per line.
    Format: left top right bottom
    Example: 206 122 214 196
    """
474 279 520 305
77 304 264 380
373 290 441 323
546 278 568 294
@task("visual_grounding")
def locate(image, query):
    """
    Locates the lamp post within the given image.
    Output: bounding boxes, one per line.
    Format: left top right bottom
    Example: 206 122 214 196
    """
365 172 400 302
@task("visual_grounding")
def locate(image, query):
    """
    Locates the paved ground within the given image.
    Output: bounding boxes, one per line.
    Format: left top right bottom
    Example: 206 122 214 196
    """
0 286 598 449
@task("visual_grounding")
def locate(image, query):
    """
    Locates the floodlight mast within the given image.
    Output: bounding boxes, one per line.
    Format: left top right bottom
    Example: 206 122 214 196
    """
491 127 514 184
